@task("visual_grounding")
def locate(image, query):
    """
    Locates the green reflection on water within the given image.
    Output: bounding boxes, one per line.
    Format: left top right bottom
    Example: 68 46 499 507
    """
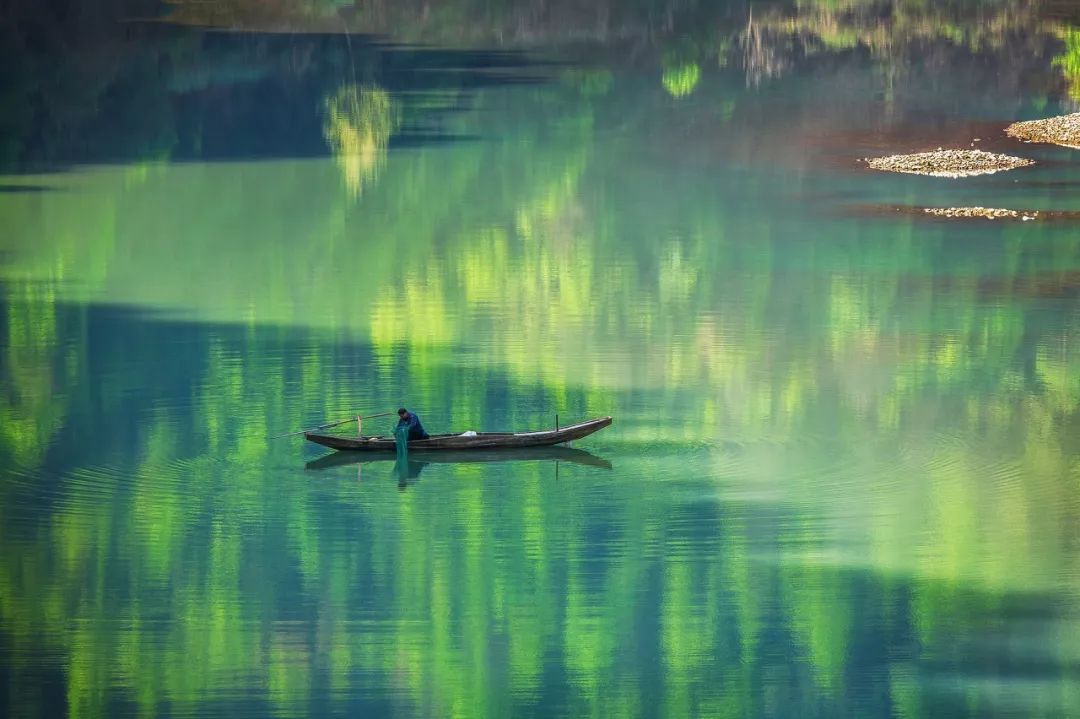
323 84 400 198
6 5 1080 718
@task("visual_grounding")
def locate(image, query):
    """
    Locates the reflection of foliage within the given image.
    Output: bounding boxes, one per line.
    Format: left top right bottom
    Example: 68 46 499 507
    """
3 1 513 172
165 0 352 30
662 62 700 98
561 68 614 98
157 0 1073 114
0 283 75 466
1053 27 1080 100
660 41 703 99
322 84 400 197
743 0 1055 87
8 11 1080 718
0 0 183 169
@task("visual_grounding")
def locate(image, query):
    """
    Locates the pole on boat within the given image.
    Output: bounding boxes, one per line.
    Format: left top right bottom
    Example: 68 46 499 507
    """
556 413 559 432
273 411 394 439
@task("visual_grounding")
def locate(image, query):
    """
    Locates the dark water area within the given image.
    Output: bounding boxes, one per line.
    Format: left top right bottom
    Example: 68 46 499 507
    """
5 0 1080 717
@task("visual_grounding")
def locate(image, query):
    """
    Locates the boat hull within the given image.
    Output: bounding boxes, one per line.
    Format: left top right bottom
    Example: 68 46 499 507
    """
305 416 612 452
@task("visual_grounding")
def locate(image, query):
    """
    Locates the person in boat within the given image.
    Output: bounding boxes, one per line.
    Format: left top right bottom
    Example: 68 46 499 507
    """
396 407 429 440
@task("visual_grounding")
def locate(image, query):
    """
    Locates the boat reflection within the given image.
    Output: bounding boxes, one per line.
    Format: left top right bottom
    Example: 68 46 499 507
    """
305 445 613 471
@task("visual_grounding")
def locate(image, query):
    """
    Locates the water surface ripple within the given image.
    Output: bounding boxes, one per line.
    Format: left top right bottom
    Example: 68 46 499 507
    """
4 1 1080 717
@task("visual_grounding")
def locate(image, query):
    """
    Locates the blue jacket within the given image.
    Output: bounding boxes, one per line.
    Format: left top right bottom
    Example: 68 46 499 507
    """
396 412 429 440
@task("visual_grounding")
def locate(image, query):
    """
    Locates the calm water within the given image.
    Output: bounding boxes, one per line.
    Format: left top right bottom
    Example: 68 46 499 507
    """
5 1 1080 717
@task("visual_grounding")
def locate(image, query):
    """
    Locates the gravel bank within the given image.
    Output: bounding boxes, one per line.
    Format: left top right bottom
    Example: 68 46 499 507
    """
865 149 1034 177
1006 113 1080 149
924 207 1038 220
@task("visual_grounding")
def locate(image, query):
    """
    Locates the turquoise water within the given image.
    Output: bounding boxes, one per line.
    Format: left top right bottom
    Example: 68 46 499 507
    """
4 2 1080 717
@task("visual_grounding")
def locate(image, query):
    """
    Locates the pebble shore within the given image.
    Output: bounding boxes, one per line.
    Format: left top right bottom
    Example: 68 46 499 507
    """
1006 113 1080 149
924 207 1038 220
866 149 1034 177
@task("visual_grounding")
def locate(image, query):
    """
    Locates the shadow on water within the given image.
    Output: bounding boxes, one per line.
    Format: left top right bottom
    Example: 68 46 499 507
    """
8 1 1080 712
906 587 1080 716
306 445 613 471
0 295 619 516
0 184 54 193
4 252 1080 715
394 458 424 489
0 9 560 173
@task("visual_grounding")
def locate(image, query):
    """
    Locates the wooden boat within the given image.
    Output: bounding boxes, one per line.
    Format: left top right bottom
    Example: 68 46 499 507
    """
305 445 613 470
305 416 612 452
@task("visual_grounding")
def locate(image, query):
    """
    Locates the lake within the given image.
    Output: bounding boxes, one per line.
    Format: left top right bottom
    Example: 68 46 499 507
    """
3 1 1080 716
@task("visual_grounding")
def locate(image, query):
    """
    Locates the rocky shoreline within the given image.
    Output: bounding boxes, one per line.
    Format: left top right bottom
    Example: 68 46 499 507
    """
1006 113 1080 149
865 149 1035 177
924 207 1038 220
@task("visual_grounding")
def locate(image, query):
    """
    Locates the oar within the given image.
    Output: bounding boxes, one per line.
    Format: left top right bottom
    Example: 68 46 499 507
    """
273 411 395 439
